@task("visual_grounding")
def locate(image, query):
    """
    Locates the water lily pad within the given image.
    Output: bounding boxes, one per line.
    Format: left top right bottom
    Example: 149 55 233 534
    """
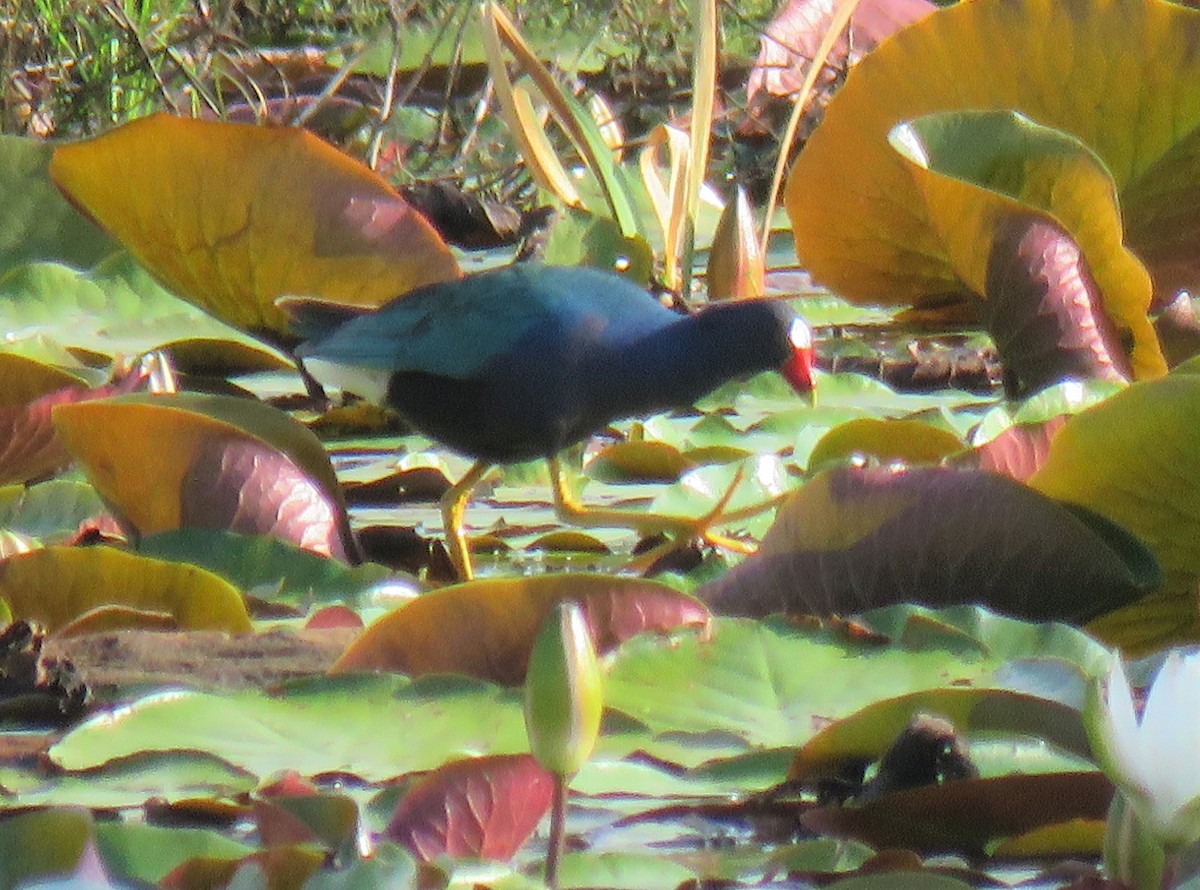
0 545 251 633
1030 373 1200 650
0 750 255 810
699 465 1158 623
53 393 355 560
889 111 1161 387
0 135 116 274
332 573 709 684
50 113 461 338
0 808 94 889
604 616 1000 753
384 753 553 861
138 529 392 606
802 771 1112 855
0 479 105 542
807 417 962 470
787 0 1200 378
0 254 265 358
50 674 528 782
788 687 1089 781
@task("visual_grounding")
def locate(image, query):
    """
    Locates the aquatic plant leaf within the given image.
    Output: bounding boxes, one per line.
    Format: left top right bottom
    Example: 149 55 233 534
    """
807 417 962 470
384 753 554 861
698 465 1159 623
889 111 1156 390
0 545 251 633
332 573 709 684
803 771 1112 855
1030 373 1200 651
50 113 461 338
52 393 355 560
787 0 1200 378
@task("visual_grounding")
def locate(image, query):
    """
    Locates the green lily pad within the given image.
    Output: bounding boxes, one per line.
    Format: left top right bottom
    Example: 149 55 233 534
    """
603 616 999 754
0 134 116 274
50 674 529 782
138 529 393 606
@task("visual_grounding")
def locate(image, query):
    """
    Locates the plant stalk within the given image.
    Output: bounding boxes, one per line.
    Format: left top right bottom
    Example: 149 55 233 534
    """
545 772 569 890
1162 850 1180 890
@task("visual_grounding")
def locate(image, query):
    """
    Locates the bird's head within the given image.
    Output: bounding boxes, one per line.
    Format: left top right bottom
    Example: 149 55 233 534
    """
780 315 815 400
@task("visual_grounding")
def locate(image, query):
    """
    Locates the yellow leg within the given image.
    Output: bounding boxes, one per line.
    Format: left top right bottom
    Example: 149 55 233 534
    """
439 459 492 582
548 455 785 562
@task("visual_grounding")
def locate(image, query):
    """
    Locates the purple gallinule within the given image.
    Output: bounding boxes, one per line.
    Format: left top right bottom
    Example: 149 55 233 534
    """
284 262 814 579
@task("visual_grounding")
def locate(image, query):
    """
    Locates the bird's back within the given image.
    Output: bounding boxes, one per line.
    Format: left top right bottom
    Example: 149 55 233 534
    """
297 263 676 381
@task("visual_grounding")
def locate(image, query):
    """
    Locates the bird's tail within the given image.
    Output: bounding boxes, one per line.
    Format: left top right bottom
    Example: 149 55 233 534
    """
275 295 371 343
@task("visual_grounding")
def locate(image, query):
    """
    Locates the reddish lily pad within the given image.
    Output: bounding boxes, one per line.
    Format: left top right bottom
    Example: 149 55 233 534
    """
331 573 710 684
698 465 1159 623
50 113 461 338
745 0 935 106
951 415 1068 482
52 393 356 561
0 358 151 486
384 753 554 862
802 771 1112 855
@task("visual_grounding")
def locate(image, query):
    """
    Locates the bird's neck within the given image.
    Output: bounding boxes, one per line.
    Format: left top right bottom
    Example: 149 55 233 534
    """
586 302 788 421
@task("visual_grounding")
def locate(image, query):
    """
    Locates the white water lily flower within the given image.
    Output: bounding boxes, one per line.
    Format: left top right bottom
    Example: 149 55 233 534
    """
1088 650 1200 850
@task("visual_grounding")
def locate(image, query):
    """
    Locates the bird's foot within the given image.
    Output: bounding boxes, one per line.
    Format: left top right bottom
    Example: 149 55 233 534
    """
622 466 783 571
550 456 783 570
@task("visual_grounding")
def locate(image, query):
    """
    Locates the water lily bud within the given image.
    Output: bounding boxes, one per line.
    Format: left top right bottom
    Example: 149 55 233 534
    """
706 186 764 301
524 600 603 776
1087 650 1200 851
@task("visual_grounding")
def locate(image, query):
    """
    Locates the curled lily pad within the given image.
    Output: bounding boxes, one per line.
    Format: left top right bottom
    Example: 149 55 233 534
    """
52 393 356 561
50 113 461 339
786 0 1200 381
890 111 1159 390
1030 373 1200 651
1031 374 1200 582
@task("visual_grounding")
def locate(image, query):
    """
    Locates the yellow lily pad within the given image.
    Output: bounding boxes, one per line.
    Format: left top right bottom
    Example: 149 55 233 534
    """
52 393 355 560
1030 374 1200 651
0 354 86 407
0 546 250 633
787 0 1200 378
807 417 963 470
50 113 461 338
332 573 709 684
